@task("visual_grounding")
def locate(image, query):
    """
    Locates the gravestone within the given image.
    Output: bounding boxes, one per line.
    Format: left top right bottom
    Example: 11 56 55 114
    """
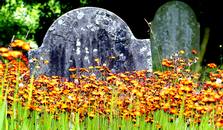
28 7 152 78
150 1 200 70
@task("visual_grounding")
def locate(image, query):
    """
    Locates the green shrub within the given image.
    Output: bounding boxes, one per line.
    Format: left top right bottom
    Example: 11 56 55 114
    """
0 0 40 46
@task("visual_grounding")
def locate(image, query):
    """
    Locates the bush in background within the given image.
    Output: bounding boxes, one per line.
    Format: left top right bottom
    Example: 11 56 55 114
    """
0 0 40 47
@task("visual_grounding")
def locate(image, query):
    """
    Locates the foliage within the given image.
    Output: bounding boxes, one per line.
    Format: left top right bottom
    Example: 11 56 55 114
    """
0 0 40 46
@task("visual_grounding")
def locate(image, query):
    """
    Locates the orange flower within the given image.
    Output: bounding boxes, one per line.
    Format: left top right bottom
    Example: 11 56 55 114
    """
169 107 178 114
88 111 95 118
61 104 68 109
162 59 173 68
207 63 217 68
22 43 30 51
216 119 223 127
106 75 117 81
68 67 76 72
1 52 10 58
9 39 30 51
0 47 9 53
133 111 141 116
192 49 198 55
145 117 153 123
10 39 25 48
8 50 23 58
7 110 14 116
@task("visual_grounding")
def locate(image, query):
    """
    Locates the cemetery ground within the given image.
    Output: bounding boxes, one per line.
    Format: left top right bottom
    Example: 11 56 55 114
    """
0 40 223 130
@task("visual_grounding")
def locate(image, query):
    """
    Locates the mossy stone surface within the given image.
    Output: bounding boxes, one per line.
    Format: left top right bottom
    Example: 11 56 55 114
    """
151 1 200 70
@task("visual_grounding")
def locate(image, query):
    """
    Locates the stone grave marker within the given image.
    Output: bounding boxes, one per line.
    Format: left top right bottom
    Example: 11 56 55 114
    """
150 1 200 70
28 7 152 78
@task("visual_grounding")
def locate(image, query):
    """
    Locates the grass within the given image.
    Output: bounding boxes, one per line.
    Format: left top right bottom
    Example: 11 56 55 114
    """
0 40 223 129
0 102 219 130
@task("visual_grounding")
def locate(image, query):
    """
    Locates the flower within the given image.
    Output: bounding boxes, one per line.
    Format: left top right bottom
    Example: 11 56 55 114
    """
1 52 10 58
216 119 223 127
10 40 25 48
179 50 185 54
44 60 49 64
192 49 198 55
22 43 30 51
0 47 9 53
207 63 217 68
19 83 24 87
9 51 23 58
0 46 223 127
94 58 100 63
68 67 76 72
162 59 174 68
216 78 222 84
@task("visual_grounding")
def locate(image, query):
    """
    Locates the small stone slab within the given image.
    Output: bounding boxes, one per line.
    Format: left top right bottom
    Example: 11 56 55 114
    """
151 1 200 70
28 7 152 78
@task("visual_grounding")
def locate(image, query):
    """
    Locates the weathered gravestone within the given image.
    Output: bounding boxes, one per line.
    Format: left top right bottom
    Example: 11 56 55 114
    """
150 1 200 70
28 7 152 78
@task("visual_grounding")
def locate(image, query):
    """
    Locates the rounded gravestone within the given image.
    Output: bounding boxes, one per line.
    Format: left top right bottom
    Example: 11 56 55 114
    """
28 7 152 78
151 1 200 70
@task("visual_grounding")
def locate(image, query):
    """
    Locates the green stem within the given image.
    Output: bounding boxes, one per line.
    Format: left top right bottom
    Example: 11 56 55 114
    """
195 27 210 72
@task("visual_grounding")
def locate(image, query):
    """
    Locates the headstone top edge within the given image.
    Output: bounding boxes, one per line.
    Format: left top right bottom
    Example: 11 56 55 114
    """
153 1 199 22
40 7 139 46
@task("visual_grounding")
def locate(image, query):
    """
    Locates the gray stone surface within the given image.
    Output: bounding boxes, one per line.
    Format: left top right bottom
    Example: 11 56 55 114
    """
28 7 152 78
151 1 200 70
